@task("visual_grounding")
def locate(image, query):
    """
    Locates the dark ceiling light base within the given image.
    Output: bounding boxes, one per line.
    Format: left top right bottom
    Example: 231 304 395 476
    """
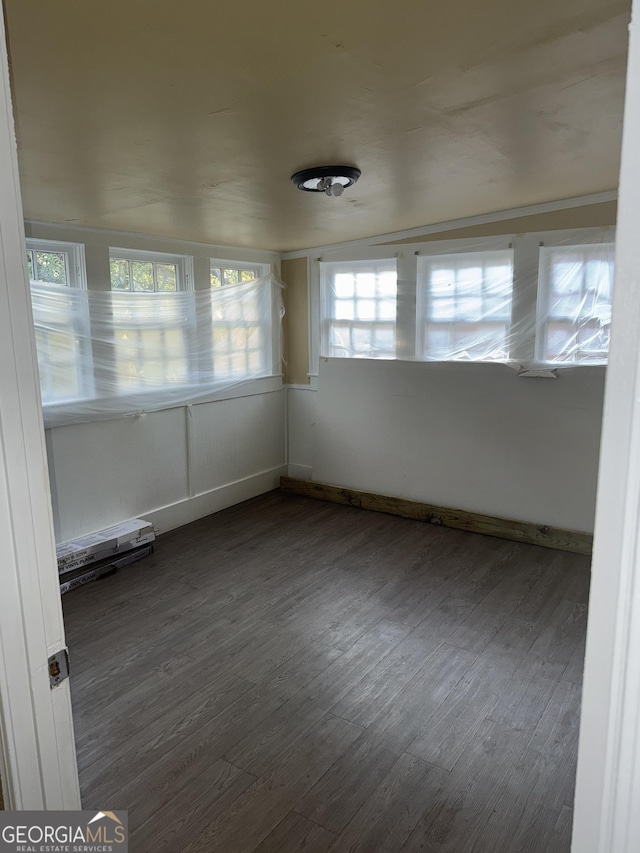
291 165 361 197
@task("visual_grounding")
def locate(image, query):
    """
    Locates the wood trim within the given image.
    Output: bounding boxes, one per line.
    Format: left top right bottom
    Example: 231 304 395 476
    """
572 3 640 850
0 3 80 809
280 476 592 556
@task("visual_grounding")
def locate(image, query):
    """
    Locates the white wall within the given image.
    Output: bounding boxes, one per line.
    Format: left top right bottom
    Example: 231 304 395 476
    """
290 359 604 533
48 381 285 542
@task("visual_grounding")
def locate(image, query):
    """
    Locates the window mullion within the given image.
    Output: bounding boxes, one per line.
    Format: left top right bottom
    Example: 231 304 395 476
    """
396 252 416 359
509 235 540 362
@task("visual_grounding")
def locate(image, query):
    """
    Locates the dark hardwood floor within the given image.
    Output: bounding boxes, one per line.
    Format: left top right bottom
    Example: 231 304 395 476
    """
63 490 589 852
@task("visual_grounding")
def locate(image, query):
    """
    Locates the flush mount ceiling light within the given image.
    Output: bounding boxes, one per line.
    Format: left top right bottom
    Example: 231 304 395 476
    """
291 165 361 198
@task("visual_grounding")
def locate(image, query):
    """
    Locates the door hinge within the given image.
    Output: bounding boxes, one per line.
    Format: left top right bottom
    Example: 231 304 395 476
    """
48 648 70 688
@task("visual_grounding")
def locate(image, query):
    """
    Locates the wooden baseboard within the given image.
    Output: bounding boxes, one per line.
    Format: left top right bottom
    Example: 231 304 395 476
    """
280 476 592 556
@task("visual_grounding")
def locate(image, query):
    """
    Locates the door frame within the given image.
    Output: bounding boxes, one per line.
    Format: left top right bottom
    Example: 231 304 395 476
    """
0 3 80 810
571 4 640 850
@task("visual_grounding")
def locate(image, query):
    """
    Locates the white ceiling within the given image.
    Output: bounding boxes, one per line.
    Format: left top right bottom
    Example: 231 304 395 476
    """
4 0 630 251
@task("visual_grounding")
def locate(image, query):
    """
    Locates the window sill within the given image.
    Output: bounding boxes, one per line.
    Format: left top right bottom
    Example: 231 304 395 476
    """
42 375 284 429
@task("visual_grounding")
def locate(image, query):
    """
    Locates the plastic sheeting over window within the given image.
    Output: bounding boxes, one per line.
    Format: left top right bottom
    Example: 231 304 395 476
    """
320 259 397 359
319 232 614 367
417 250 514 361
537 244 614 363
30 274 282 427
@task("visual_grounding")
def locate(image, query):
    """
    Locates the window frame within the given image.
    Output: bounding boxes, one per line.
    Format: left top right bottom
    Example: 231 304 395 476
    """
209 259 270 288
416 243 515 362
309 227 616 372
208 257 275 381
26 238 93 405
108 247 194 292
319 256 399 360
535 240 615 365
26 238 87 290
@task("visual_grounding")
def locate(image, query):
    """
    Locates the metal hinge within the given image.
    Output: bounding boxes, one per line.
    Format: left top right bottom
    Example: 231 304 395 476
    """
48 648 70 688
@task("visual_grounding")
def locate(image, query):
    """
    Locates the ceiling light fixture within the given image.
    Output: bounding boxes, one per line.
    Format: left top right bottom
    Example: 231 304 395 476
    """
291 165 361 198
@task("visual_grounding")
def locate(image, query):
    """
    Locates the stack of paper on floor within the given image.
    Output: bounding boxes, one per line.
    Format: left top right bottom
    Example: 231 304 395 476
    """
57 519 156 594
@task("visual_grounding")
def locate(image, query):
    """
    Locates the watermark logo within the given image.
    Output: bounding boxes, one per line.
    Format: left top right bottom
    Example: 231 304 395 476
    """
0 810 128 852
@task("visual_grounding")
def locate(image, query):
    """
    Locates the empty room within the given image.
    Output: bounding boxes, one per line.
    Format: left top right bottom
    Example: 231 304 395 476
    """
0 0 639 852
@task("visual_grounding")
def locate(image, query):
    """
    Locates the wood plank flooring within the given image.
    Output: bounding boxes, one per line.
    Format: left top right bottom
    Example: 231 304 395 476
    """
63 491 590 852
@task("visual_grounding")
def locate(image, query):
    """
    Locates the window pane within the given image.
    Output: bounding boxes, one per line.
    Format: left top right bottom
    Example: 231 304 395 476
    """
424 327 451 358
484 264 511 296
379 299 396 320
456 266 482 294
249 351 264 371
355 273 376 298
373 327 394 352
452 323 508 359
419 249 514 362
240 269 257 282
585 259 613 299
26 250 34 280
321 261 397 359
550 294 582 319
352 327 373 352
211 268 222 288
110 259 131 291
544 321 576 360
538 244 614 364
430 269 455 295
156 263 177 292
224 269 239 285
329 322 352 357
356 300 376 320
132 261 154 292
31 286 90 403
378 272 397 298
552 260 582 295
430 298 456 320
334 274 355 299
335 300 355 320
35 251 67 285
484 296 511 320
456 297 482 320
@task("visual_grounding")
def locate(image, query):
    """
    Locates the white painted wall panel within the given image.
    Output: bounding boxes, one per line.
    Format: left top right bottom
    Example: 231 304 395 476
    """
312 359 605 533
190 391 285 495
48 408 189 542
47 388 286 543
287 387 317 479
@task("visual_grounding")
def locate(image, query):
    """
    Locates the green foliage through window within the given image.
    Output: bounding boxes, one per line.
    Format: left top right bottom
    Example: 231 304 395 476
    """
27 250 68 285
210 266 258 288
110 257 179 292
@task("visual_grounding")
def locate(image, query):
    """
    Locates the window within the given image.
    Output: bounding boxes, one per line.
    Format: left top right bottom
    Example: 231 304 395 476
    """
537 244 614 364
210 261 266 288
313 230 614 370
108 249 194 392
26 238 86 289
27 239 92 404
109 248 190 292
26 241 277 425
210 259 272 380
320 260 397 358
417 250 514 361
109 294 193 391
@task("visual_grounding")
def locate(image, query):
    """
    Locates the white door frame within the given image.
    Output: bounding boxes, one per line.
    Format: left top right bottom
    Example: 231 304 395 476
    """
571 4 640 851
0 4 80 809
